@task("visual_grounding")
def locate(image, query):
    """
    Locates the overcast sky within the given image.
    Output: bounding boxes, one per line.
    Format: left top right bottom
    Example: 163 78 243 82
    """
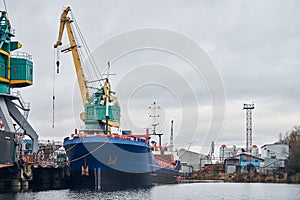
4 0 300 153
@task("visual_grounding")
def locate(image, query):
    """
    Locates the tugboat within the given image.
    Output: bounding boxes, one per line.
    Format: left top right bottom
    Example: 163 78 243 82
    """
54 7 180 190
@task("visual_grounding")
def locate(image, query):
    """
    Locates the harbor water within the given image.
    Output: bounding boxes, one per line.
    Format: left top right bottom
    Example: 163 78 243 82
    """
1 182 300 200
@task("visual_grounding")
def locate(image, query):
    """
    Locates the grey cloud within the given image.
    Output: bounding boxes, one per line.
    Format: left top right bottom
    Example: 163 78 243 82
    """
4 0 300 152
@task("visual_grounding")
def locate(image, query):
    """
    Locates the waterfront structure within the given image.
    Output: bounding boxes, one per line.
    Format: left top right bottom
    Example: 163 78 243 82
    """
224 153 264 174
179 162 194 177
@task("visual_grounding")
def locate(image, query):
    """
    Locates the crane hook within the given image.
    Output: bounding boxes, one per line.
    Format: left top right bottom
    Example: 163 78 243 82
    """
56 60 60 73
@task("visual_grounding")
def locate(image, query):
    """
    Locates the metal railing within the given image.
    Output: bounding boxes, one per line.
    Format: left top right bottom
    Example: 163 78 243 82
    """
10 51 32 61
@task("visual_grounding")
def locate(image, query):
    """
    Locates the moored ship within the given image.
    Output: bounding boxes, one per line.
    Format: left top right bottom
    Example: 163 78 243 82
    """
64 127 180 189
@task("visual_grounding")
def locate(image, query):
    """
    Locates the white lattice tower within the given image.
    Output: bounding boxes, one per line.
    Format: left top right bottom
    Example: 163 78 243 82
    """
243 103 255 153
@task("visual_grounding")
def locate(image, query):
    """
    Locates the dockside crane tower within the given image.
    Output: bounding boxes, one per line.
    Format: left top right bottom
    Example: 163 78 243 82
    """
0 10 38 166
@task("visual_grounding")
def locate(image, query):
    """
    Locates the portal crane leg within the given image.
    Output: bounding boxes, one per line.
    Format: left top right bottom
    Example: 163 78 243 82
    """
0 96 39 153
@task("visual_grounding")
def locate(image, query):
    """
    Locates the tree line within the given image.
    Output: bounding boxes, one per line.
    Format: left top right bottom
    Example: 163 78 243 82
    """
279 126 300 175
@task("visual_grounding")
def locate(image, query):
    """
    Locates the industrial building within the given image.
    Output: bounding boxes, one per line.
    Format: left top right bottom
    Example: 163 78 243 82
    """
224 153 264 174
260 143 289 174
223 143 289 175
177 148 207 171
219 144 259 162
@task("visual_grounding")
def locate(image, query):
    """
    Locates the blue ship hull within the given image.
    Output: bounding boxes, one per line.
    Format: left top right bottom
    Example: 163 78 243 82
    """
63 135 180 190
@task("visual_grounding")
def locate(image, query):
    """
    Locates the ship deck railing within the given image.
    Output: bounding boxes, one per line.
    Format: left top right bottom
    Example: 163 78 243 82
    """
73 132 152 145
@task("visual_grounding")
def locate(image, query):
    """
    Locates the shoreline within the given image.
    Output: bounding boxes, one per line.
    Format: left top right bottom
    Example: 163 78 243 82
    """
178 172 300 184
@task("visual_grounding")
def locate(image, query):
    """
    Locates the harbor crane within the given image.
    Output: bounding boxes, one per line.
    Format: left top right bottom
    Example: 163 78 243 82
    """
54 7 89 105
54 7 120 133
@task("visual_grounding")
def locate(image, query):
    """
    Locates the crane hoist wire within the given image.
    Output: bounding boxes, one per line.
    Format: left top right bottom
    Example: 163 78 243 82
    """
52 49 56 128
52 46 62 128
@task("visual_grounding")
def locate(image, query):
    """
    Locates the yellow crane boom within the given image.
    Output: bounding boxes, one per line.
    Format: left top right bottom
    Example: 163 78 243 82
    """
54 7 89 105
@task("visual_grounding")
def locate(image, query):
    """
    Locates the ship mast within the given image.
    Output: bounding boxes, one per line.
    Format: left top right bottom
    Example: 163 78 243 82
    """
148 102 163 146
105 62 110 135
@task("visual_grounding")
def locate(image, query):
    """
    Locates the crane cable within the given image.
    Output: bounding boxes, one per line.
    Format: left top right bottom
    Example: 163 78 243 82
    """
68 12 94 91
2 0 8 16
52 49 58 128
71 23 96 86
70 11 102 82
71 10 101 77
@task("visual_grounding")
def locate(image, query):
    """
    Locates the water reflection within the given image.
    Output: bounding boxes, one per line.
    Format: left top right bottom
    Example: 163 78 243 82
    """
0 183 299 200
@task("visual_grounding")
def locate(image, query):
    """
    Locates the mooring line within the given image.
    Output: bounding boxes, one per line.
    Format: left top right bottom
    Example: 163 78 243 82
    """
68 137 110 163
